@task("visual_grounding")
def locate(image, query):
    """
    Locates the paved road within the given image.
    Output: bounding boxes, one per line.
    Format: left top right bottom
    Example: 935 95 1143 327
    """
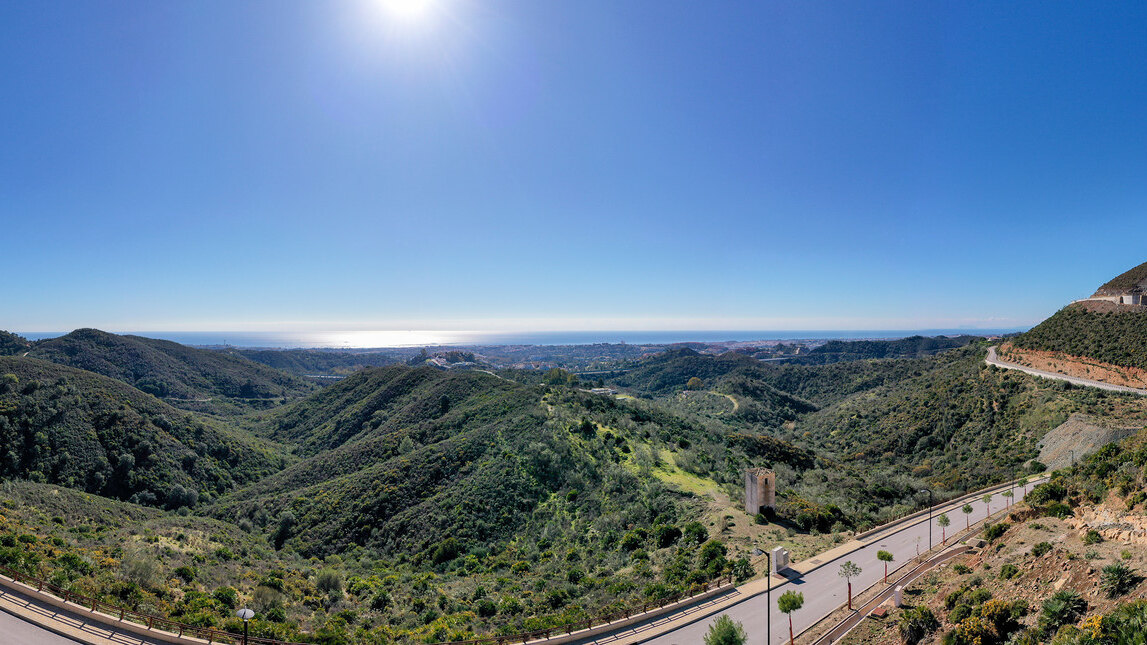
0 607 82 644
986 346 1147 396
638 479 1043 645
0 583 178 645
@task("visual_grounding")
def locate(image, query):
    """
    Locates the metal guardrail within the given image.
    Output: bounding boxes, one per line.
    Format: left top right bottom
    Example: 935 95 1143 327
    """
0 563 308 645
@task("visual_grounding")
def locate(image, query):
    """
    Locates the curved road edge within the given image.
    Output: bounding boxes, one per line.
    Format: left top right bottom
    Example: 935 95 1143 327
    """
985 346 1147 396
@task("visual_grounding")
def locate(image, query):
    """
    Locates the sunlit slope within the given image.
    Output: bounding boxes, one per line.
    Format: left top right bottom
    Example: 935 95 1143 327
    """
29 328 318 414
0 356 289 507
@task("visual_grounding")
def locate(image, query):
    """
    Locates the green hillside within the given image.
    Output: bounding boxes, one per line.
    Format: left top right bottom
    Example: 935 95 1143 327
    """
786 334 979 365
612 346 946 407
0 331 31 356
1011 304 1147 370
791 346 1147 489
1092 259 1147 296
0 356 289 507
29 329 318 414
229 347 406 376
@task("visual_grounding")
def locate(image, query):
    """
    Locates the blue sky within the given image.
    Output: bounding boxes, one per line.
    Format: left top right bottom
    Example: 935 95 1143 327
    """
2 1 1146 333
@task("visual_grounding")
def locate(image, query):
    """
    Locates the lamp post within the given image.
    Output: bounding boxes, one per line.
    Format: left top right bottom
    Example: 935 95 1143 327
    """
765 550 771 645
920 489 933 552
236 608 254 645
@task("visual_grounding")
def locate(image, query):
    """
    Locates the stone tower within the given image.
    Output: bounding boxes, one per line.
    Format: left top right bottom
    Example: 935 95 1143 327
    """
744 468 775 515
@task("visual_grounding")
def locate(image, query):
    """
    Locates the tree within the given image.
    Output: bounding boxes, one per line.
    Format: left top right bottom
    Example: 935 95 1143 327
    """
703 615 747 645
686 377 705 390
1002 489 1014 508
877 550 894 583
838 560 861 610
937 513 950 544
777 590 804 645
962 503 974 530
982 493 993 515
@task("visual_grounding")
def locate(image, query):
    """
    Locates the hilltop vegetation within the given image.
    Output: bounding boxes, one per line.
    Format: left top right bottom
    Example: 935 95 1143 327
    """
29 329 318 415
0 357 289 507
785 335 979 365
1092 259 1147 296
1011 304 1147 371
231 348 407 376
0 330 31 356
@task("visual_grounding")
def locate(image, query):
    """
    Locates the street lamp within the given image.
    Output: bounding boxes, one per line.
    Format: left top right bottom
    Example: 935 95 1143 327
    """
236 608 254 645
765 550 771 645
920 489 933 552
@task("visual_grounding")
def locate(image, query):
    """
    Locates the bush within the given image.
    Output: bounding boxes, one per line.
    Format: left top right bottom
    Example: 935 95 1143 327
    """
1083 529 1103 545
213 586 238 609
655 525 682 548
949 603 973 623
315 569 343 595
1039 590 1086 636
1031 542 1052 557
173 565 197 583
475 599 497 617
732 557 753 582
952 564 972 575
999 564 1020 580
898 606 939 645
1044 501 1073 518
1026 481 1066 505
1101 561 1136 598
983 523 1009 542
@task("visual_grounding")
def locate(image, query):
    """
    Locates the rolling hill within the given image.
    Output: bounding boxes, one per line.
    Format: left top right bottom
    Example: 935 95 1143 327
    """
28 329 318 414
0 356 289 507
0 330 31 356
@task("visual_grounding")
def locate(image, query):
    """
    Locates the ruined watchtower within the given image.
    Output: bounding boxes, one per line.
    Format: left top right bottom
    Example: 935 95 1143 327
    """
744 468 775 515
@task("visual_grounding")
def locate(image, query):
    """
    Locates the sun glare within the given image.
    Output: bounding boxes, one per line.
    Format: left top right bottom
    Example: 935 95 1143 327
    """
378 0 436 24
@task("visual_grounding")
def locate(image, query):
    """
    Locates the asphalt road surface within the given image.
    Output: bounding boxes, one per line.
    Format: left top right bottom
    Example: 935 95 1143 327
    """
0 608 82 644
644 480 1042 645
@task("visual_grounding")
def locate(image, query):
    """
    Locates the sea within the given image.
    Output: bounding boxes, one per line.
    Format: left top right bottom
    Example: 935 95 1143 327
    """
16 328 1024 349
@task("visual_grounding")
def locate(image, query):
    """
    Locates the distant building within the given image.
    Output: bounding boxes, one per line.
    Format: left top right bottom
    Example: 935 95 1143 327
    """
1080 262 1147 306
744 468 775 515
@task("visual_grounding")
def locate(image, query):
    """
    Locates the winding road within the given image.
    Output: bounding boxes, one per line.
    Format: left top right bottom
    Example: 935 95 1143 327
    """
985 346 1147 396
578 478 1044 645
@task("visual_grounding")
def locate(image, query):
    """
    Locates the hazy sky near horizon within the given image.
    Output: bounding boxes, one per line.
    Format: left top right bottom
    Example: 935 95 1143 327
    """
3 1 1146 333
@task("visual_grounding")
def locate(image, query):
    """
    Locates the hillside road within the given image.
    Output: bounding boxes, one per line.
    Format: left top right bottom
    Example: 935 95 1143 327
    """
985 346 1147 396
577 477 1045 645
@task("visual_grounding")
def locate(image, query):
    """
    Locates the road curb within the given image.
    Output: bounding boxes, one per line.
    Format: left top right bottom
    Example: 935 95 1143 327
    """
0 591 107 645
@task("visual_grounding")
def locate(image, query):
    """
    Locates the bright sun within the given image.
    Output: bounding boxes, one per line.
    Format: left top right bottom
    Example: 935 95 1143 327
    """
378 0 436 24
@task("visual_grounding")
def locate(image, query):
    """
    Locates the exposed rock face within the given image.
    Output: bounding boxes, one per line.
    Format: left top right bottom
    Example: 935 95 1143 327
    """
1037 413 1140 471
1067 505 1147 544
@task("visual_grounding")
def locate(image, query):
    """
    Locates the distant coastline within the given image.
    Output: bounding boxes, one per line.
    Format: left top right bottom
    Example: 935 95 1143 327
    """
16 328 1025 349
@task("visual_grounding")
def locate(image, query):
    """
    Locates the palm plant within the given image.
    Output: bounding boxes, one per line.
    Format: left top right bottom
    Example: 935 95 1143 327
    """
1101 561 1137 598
1039 589 1087 636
